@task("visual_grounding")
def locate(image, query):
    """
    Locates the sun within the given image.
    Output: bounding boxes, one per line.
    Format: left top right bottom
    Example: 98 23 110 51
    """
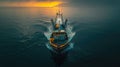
34 2 62 7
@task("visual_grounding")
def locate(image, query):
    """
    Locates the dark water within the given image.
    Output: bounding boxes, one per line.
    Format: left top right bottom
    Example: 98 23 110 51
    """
0 7 120 67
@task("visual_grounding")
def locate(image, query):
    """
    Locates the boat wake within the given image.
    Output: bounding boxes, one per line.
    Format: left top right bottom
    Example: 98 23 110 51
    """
44 21 76 52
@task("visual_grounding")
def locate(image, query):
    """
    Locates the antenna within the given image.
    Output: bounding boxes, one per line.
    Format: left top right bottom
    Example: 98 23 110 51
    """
58 0 62 15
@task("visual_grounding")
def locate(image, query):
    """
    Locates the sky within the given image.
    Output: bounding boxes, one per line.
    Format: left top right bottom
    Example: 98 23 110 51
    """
0 0 64 7
0 0 120 7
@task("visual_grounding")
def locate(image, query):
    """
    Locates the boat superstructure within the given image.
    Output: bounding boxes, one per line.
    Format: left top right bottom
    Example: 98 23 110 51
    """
46 10 73 53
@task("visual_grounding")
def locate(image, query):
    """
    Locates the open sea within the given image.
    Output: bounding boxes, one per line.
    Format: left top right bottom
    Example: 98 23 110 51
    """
0 7 120 67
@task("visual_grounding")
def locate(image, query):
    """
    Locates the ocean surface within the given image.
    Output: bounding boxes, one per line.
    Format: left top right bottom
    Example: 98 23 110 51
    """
0 7 120 67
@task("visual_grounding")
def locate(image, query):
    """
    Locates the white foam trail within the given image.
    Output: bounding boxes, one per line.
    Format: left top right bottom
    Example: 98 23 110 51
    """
66 25 76 42
44 26 52 40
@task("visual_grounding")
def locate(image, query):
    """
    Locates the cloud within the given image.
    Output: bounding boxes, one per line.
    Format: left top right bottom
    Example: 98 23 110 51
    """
0 0 58 2
0 0 119 7
0 1 63 7
0 0 64 7
69 0 120 5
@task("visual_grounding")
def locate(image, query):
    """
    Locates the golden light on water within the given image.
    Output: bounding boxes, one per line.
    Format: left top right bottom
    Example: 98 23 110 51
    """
0 1 62 7
25 7 60 17
44 7 60 16
0 1 66 18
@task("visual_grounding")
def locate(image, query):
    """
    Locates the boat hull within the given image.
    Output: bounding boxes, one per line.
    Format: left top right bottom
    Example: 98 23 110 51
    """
46 43 73 54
